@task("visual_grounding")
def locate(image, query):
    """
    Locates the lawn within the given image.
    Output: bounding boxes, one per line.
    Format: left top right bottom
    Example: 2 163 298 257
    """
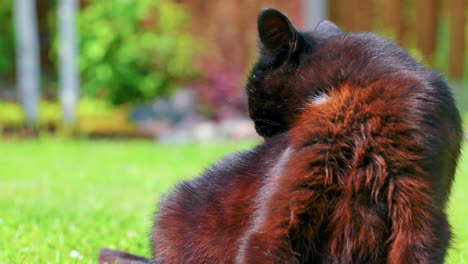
0 139 467 263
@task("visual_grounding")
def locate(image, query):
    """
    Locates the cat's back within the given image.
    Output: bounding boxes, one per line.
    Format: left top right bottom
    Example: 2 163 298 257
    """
243 31 463 263
151 135 290 263
289 32 462 206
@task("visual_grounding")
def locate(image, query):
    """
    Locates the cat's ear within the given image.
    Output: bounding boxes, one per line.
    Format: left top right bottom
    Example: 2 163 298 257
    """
257 8 297 55
314 20 342 37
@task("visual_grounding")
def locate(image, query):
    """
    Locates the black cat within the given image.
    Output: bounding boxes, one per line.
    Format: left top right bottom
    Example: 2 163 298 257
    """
99 8 463 264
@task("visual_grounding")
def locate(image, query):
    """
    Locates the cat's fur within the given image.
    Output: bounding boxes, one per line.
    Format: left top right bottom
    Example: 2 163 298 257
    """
99 8 463 264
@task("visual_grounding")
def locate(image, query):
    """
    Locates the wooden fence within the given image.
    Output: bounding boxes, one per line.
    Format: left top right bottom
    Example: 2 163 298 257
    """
177 0 302 74
329 0 466 79
182 0 467 80
25 0 468 84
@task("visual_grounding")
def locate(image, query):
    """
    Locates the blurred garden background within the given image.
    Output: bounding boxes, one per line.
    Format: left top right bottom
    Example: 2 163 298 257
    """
0 0 467 263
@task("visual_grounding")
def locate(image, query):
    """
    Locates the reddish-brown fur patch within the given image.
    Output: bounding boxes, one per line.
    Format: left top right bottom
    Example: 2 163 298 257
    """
237 78 459 263
105 9 462 264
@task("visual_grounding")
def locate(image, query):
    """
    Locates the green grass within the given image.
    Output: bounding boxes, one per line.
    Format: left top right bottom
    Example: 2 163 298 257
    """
0 139 467 263
0 140 256 263
447 141 468 263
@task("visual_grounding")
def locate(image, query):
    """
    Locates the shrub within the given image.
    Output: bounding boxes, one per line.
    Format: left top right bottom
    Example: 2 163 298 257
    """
76 98 135 135
75 0 196 105
0 0 14 79
0 101 25 127
0 99 135 137
38 101 61 126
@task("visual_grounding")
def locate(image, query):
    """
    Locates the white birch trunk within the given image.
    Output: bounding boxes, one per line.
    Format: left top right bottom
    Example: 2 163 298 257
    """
304 0 328 29
14 0 40 125
58 0 79 124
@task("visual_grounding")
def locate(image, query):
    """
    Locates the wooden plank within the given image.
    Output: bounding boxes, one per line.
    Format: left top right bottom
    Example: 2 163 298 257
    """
414 0 438 65
341 0 357 31
447 0 466 79
355 0 373 31
287 0 304 28
328 0 345 28
382 0 404 44
329 0 373 32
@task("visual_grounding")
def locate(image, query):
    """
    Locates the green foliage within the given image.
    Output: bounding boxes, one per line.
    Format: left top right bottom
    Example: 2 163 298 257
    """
76 0 196 105
0 0 14 77
38 101 62 126
0 100 135 136
0 101 25 127
76 98 135 135
0 101 65 129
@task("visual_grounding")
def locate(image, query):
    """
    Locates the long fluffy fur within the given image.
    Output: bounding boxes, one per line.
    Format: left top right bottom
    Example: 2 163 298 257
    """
101 8 463 264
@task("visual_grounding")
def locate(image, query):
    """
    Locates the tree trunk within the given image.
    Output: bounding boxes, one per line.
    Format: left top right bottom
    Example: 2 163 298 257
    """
14 0 40 125
58 0 80 124
303 0 327 29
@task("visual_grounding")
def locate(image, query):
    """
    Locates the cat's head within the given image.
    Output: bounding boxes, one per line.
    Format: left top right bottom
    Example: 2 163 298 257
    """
247 8 342 138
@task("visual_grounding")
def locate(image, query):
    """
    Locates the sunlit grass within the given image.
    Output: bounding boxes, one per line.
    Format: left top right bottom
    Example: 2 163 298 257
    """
447 141 468 263
0 139 256 263
0 139 466 263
